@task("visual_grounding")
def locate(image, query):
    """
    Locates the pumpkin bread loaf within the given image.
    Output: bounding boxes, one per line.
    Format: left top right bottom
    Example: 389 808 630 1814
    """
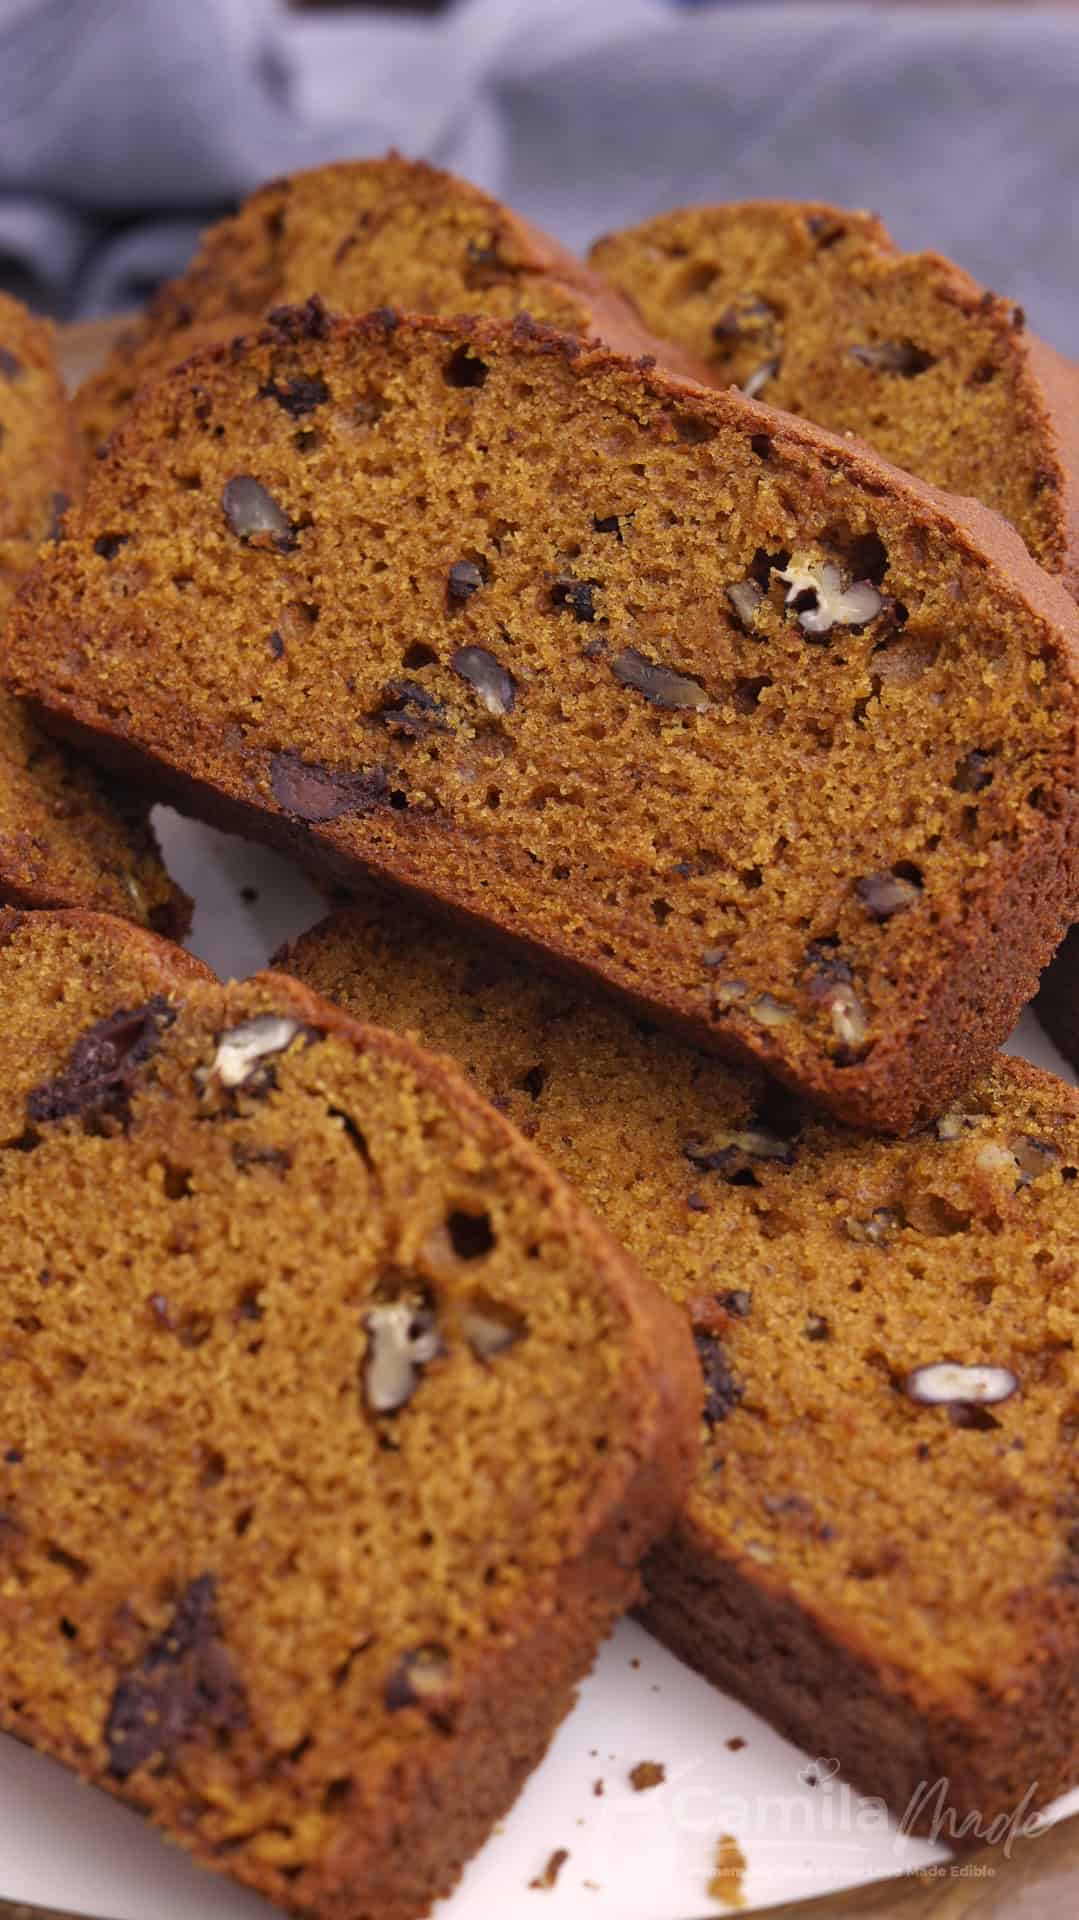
0 907 697 1920
10 307 1079 1132
286 891 1079 1837
592 202 1079 597
72 153 704 457
0 292 186 931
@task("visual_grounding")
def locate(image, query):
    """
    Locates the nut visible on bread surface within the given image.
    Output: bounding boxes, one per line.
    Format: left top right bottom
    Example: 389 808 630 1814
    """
12 309 1079 1131
282 893 1079 1835
0 907 699 1920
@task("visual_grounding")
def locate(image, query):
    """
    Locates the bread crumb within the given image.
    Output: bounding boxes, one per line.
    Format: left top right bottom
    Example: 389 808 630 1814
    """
530 1848 569 1891
708 1833 748 1908
726 1735 746 1752
583 1881 601 1892
630 1656 640 1668
629 1760 666 1791
593 1777 605 1796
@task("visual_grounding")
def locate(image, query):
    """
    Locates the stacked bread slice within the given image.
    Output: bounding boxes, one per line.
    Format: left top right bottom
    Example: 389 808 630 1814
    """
4 155 1079 1913
0 906 696 1920
284 889 1079 1842
0 292 187 930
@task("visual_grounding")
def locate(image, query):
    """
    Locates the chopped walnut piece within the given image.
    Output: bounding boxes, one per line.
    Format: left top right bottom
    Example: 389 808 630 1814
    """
461 1299 524 1359
727 578 764 630
451 645 516 716
204 1014 304 1091
936 1106 986 1141
776 556 883 636
905 1362 1018 1410
748 993 795 1029
1011 1135 1062 1185
855 871 920 921
611 647 710 711
684 1129 796 1173
713 979 749 1008
847 341 935 377
385 1645 453 1713
741 358 780 400
845 1208 900 1249
363 1299 441 1413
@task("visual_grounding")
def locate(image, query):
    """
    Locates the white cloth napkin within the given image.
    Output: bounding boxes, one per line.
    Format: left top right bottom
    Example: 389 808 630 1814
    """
1 0 1078 351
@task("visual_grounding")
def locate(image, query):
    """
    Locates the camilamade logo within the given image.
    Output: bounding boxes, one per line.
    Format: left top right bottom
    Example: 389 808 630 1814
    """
597 1753 1051 1862
896 1772 1048 1859
798 1757 1050 1862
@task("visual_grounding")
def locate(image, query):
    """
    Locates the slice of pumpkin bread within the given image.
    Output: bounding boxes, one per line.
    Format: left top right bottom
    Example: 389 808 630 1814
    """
8 307 1079 1131
285 891 1079 1839
592 201 1079 596
73 152 704 456
0 906 697 1920
0 291 187 932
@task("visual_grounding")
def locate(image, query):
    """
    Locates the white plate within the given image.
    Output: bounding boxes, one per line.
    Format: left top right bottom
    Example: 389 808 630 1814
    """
3 805 1076 1919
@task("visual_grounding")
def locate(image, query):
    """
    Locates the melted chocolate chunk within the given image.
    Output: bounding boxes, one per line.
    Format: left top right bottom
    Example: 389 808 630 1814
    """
26 998 176 1130
719 1289 753 1318
376 680 448 739
259 374 330 418
694 1330 744 1425
551 576 600 623
270 752 389 823
266 295 331 343
592 514 622 541
447 559 486 604
105 1575 247 1779
384 1645 454 1729
93 533 130 561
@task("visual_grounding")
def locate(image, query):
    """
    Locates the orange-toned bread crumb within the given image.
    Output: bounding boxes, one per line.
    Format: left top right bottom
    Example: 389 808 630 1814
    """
8 308 1079 1130
592 201 1079 596
0 906 697 1920
286 890 1079 1837
73 153 705 456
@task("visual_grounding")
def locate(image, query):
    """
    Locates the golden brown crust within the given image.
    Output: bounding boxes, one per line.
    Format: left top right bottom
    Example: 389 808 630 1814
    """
1022 334 1079 602
592 199 1078 591
0 291 79 597
72 152 707 455
0 903 209 981
0 907 697 1920
281 896 1079 1839
11 307 1079 1132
